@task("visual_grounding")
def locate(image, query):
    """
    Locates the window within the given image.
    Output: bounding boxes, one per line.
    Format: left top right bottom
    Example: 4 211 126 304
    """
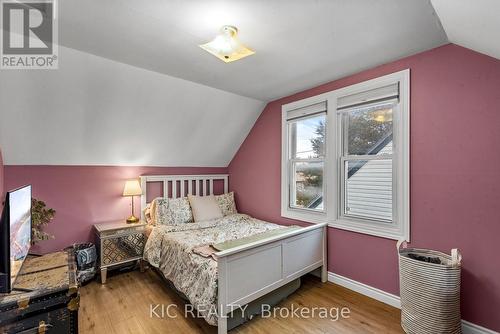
282 102 327 223
281 70 409 240
289 114 325 211
340 99 395 222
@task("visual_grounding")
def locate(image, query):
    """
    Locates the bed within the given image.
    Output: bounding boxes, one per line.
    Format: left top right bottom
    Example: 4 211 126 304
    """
140 174 327 334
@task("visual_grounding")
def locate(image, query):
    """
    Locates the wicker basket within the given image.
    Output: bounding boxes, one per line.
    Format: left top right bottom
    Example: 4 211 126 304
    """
397 240 462 334
65 243 97 284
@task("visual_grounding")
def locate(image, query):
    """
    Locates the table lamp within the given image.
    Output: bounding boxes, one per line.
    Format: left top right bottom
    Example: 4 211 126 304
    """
123 179 142 223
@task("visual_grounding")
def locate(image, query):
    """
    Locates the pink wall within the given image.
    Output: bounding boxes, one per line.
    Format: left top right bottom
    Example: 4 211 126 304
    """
228 44 500 331
4 166 227 254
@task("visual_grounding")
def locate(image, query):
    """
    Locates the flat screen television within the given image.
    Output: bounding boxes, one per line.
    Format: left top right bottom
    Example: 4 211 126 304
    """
0 185 32 293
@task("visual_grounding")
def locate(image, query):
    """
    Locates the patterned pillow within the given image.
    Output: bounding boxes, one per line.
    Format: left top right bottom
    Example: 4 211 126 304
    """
215 192 237 216
142 203 152 224
155 197 194 225
153 198 168 225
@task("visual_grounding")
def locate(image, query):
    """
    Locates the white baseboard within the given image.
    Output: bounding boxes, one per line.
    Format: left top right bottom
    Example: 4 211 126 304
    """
328 272 401 308
461 321 499 334
327 272 498 334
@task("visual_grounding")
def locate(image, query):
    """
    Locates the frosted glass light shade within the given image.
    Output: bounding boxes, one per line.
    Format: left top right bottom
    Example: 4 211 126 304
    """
200 25 255 63
123 179 142 196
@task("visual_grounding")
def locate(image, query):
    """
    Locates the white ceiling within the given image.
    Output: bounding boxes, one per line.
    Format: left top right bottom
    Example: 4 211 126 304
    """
0 46 264 166
431 0 500 61
58 0 448 101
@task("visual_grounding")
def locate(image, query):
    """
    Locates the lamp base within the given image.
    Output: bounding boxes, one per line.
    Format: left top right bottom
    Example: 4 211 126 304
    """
126 215 139 224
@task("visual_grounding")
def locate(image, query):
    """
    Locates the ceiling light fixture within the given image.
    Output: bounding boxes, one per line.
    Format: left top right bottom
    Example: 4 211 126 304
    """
372 108 393 123
200 25 255 63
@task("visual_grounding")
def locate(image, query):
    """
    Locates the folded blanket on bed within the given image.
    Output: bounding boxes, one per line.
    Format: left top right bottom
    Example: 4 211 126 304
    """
212 225 302 251
192 244 218 259
193 226 301 259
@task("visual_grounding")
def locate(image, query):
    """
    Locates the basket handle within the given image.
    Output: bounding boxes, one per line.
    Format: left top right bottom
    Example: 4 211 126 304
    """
397 239 407 251
451 248 462 267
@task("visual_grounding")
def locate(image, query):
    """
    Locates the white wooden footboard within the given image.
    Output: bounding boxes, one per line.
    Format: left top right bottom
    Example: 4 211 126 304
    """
215 222 328 334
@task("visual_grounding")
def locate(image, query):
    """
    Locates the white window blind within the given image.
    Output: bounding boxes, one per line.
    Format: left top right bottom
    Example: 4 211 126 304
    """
286 101 327 120
337 83 399 110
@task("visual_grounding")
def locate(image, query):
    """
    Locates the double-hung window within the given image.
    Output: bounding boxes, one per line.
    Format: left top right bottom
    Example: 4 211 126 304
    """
282 102 327 223
281 70 409 240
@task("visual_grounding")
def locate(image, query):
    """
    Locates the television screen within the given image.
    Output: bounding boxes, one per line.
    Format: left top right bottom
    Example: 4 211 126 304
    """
9 186 32 287
0 185 32 292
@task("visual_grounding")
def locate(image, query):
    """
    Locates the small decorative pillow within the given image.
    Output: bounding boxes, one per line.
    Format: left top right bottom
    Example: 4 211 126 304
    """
167 197 194 224
215 192 237 216
154 197 194 225
142 203 152 225
188 194 223 222
154 198 170 225
149 198 163 225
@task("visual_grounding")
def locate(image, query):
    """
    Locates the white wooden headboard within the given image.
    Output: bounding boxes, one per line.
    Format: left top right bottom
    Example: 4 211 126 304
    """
140 174 229 219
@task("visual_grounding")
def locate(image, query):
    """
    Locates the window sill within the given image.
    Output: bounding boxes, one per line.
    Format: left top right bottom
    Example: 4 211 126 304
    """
329 219 409 241
281 210 409 241
281 208 327 225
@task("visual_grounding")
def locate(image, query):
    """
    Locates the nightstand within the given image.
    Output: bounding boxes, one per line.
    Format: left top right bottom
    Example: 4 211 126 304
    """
93 221 147 284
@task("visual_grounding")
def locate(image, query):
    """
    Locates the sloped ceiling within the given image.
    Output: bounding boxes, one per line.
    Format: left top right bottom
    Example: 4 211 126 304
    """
431 0 500 61
0 46 264 166
58 0 448 101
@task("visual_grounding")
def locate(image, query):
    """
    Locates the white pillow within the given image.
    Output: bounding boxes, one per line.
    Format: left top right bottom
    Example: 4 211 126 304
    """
188 194 223 222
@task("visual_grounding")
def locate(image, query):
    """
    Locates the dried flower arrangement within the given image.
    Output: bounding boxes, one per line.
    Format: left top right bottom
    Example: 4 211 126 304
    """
31 198 55 244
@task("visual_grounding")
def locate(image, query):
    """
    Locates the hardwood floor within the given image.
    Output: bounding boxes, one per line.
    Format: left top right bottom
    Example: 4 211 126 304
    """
79 269 403 334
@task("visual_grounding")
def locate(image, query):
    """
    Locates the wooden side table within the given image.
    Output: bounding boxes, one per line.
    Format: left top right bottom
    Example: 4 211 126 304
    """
93 221 147 284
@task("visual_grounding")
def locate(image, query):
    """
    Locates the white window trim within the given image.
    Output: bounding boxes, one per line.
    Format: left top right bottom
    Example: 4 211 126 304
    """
281 94 330 224
281 69 410 241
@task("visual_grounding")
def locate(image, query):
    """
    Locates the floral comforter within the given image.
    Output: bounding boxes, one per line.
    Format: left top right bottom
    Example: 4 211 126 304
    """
143 214 284 326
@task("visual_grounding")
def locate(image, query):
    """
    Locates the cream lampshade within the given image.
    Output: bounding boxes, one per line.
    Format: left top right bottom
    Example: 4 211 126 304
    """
123 179 142 223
